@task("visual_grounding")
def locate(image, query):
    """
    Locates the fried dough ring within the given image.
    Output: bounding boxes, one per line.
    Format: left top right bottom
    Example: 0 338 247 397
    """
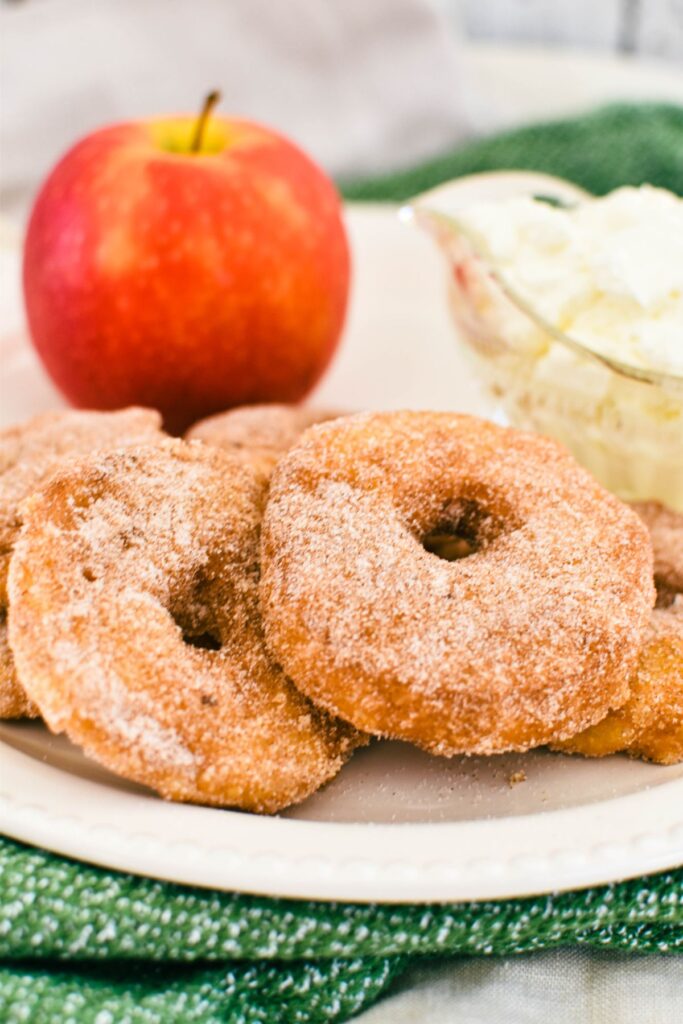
8 441 361 812
554 604 683 764
260 411 654 756
0 616 33 718
0 407 164 718
554 503 683 765
186 403 341 474
628 604 683 764
632 501 683 608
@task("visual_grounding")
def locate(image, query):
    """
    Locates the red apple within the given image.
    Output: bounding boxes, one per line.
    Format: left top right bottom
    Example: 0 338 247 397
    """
23 96 350 432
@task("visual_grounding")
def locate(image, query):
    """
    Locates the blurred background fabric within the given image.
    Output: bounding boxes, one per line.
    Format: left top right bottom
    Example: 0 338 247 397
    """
0 0 472 216
358 950 683 1024
3 0 682 220
342 103 683 199
438 0 683 60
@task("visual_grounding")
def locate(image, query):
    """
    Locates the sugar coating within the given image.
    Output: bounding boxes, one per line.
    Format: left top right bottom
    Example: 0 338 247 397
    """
0 615 36 718
260 410 655 755
0 407 165 718
555 602 683 764
632 501 683 608
556 504 683 764
8 440 361 812
186 403 343 474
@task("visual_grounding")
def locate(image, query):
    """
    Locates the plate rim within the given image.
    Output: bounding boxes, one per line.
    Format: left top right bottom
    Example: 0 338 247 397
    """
2 741 683 903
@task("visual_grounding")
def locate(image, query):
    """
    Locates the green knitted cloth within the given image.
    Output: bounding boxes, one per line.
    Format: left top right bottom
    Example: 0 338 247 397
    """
2 102 683 1023
340 102 683 201
1 839 682 1023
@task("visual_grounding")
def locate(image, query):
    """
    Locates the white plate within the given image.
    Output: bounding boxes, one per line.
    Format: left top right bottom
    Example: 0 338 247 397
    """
1 201 682 903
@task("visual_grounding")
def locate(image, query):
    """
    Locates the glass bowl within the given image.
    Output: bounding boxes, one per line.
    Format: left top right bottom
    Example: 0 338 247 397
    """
409 174 683 512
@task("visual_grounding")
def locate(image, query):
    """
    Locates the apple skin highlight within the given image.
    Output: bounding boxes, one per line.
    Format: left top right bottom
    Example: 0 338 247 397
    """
23 118 350 432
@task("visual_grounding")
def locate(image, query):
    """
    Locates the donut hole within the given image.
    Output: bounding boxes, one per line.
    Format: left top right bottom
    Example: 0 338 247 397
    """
169 585 223 653
655 582 681 610
172 609 223 652
182 629 222 652
422 530 477 562
421 498 511 562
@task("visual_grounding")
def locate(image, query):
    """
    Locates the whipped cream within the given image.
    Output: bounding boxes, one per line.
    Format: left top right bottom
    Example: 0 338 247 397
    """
458 185 683 376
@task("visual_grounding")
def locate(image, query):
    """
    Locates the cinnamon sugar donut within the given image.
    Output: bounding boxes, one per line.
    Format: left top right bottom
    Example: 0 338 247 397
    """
554 604 683 764
0 617 35 719
0 407 164 718
628 603 683 764
186 404 341 473
554 503 683 764
260 411 655 756
631 501 683 608
8 441 360 812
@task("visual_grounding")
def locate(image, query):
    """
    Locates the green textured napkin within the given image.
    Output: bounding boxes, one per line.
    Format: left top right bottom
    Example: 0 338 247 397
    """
340 102 683 201
2 102 683 1023
1 839 682 1023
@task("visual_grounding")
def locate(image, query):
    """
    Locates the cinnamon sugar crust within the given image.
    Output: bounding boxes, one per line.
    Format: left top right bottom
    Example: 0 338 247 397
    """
0 408 165 718
0 614 37 718
631 501 683 608
186 404 342 474
555 503 683 765
555 602 683 764
260 411 655 756
8 440 361 812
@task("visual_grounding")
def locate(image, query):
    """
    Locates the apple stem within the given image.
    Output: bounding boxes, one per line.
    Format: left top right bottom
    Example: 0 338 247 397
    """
190 90 221 153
